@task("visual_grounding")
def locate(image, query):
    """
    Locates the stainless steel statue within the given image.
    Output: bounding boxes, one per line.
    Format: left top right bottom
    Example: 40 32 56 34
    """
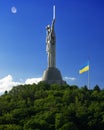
46 6 56 68
42 6 66 85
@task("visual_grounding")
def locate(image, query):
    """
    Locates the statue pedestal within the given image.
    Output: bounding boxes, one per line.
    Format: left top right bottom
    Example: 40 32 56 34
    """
42 67 66 85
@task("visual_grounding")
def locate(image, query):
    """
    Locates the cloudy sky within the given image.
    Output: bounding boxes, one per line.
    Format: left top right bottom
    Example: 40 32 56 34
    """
0 0 104 94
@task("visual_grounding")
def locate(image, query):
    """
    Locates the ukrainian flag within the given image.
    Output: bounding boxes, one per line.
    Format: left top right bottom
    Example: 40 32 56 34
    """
79 61 89 74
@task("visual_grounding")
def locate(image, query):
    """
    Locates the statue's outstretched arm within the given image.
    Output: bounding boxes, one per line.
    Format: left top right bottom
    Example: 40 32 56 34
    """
51 19 55 30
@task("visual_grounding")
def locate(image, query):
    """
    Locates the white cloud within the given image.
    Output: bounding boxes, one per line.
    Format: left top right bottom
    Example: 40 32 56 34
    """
0 75 42 95
0 75 21 94
64 76 76 81
25 77 42 85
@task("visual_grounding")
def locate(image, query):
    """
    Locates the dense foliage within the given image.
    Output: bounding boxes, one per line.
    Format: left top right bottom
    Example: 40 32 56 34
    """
0 83 104 130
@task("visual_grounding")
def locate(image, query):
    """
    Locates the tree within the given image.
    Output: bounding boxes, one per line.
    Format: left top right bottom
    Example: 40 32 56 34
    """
60 122 78 130
93 85 100 92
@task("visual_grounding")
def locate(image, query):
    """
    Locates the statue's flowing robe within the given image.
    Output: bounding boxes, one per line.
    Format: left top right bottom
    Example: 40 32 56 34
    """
46 22 56 68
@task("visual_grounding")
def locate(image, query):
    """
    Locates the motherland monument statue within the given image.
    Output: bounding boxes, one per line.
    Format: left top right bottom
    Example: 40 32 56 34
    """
42 6 66 84
46 7 56 68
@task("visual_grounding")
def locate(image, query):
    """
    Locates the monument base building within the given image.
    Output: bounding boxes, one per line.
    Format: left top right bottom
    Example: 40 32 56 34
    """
42 67 66 85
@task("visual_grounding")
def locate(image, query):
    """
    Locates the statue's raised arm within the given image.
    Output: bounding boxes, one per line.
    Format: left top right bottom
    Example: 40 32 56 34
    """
51 18 55 32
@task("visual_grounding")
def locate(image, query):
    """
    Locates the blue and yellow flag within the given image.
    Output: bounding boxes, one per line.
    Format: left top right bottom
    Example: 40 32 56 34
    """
79 61 90 74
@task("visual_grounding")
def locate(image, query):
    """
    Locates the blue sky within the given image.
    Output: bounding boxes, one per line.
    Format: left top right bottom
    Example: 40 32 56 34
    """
0 0 104 93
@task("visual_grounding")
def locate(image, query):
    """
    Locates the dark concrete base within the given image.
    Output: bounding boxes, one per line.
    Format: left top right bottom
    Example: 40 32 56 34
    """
42 67 66 85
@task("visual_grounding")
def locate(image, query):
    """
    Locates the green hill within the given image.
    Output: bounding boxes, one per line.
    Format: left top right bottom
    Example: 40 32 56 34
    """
0 82 104 130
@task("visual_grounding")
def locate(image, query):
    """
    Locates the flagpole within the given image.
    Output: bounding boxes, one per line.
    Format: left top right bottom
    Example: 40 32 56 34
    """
79 60 90 89
88 68 90 89
88 60 90 89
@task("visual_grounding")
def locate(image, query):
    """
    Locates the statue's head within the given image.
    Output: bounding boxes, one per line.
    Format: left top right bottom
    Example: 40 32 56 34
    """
46 25 51 32
46 25 50 29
